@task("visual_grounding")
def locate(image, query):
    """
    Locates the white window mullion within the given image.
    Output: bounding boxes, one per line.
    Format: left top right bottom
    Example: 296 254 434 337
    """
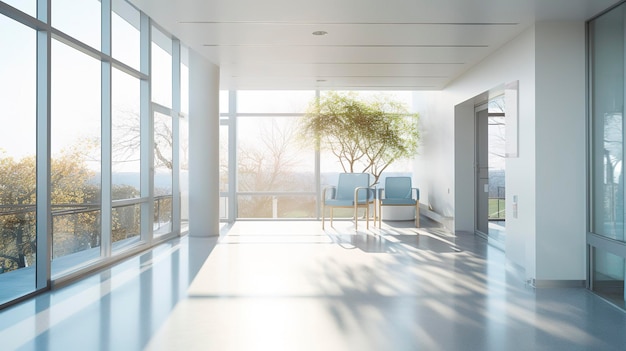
101 0 112 257
172 39 181 234
140 13 153 242
228 90 237 222
315 89 321 219
35 0 51 290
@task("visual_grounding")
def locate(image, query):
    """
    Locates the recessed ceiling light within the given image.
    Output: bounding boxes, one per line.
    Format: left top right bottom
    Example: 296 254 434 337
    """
312 31 328 36
316 79 327 82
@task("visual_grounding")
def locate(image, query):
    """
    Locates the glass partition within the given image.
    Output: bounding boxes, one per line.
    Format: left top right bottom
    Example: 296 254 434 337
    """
589 4 625 241
588 2 626 311
592 247 626 309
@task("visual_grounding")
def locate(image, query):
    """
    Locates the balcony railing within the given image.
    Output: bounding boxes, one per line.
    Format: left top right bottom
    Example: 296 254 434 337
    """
0 195 173 275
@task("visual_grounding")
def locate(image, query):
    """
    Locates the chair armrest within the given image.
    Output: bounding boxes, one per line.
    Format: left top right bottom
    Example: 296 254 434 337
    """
355 187 376 202
412 188 420 200
322 186 337 201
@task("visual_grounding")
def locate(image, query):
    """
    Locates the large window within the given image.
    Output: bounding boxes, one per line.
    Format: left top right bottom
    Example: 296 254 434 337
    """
234 91 316 219
237 116 316 218
51 39 102 277
0 14 37 304
112 68 141 249
0 0 188 307
225 90 418 220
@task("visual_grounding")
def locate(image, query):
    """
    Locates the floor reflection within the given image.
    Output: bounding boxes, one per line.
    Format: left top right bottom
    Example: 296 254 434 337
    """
0 234 218 351
2 219 626 351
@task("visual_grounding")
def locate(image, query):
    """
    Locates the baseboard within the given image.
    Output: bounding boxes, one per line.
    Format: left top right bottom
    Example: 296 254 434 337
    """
420 205 454 230
529 279 586 288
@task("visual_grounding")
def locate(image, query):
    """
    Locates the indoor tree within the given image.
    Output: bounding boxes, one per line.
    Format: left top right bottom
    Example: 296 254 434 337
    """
300 91 420 185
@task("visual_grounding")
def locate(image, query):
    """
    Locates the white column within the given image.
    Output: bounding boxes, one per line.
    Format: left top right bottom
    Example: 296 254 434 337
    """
189 50 220 237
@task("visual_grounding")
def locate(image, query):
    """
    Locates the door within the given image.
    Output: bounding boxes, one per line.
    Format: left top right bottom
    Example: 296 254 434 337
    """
476 108 489 235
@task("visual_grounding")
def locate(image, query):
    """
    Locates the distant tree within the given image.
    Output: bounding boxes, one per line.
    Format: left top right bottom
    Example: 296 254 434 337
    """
112 109 175 171
0 154 36 271
0 147 99 272
237 118 310 217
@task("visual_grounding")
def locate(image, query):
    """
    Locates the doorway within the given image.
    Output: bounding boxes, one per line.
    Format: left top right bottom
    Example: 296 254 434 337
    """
475 96 507 248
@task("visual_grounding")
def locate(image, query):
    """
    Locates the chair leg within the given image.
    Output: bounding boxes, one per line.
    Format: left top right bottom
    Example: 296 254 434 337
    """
379 203 382 228
416 201 420 228
330 207 334 228
372 201 376 228
322 204 325 229
366 204 369 229
354 204 358 230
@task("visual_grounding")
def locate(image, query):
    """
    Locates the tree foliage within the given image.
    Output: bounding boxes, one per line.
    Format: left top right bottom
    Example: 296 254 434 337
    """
300 91 420 185
0 147 105 273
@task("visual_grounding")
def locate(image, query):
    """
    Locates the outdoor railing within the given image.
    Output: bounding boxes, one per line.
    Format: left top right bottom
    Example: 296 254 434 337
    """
0 195 173 274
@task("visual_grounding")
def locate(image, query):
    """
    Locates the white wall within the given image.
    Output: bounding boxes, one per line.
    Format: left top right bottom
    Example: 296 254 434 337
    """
534 22 587 282
414 25 537 271
189 50 220 237
414 22 587 283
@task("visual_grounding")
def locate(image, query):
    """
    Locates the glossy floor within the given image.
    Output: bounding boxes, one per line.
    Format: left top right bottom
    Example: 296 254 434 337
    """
2 220 626 351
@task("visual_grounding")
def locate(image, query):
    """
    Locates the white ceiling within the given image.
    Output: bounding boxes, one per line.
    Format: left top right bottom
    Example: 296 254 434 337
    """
129 0 620 90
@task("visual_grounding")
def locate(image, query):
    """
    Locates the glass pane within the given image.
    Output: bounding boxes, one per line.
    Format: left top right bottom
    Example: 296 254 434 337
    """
237 116 315 192
237 90 315 113
154 112 172 237
112 68 141 200
3 0 36 17
151 26 172 107
220 90 229 114
112 203 140 251
238 195 272 218
593 247 626 309
154 196 172 236
181 46 189 115
0 15 36 304
219 124 228 193
52 0 101 50
154 112 173 195
238 195 315 218
180 116 189 230
219 196 228 220
51 39 102 277
112 0 140 70
590 5 625 241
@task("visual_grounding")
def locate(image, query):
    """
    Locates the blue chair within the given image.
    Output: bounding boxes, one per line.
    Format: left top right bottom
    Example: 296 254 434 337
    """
322 173 376 230
378 177 420 227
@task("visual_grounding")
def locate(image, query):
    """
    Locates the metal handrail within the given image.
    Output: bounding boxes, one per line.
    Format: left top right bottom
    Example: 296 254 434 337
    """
0 195 174 218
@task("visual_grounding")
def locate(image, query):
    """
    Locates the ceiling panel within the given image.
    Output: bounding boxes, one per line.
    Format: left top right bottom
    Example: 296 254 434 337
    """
129 0 621 90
